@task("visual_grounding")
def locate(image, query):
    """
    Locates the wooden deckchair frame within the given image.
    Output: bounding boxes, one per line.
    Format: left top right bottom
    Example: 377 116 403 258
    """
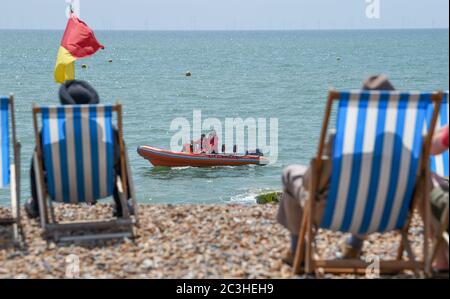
292 90 443 277
0 94 22 246
32 103 139 243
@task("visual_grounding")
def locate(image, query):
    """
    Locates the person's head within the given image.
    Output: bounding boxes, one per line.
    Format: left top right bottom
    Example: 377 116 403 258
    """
59 80 100 105
362 74 395 91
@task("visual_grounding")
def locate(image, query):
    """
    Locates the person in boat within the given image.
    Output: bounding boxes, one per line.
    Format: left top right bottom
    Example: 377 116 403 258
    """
200 133 208 153
206 129 219 154
25 80 133 219
183 134 206 153
184 130 219 154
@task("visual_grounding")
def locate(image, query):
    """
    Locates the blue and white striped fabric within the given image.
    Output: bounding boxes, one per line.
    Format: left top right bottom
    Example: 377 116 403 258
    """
0 96 10 188
427 92 449 178
41 105 115 204
320 91 432 234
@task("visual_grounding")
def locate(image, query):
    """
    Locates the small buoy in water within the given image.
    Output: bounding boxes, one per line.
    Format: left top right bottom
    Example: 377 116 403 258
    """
185 71 192 77
108 59 113 63
337 57 341 61
81 64 88 69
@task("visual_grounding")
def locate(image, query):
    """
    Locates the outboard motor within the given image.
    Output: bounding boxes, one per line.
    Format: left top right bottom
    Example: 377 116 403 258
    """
245 148 264 156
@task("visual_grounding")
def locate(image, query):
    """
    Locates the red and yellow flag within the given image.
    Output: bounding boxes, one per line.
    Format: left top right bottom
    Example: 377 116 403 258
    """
54 13 104 83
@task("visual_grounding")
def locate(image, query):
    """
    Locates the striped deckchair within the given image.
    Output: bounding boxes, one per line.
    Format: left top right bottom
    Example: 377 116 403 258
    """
426 91 449 275
32 103 138 242
293 90 443 276
0 94 21 245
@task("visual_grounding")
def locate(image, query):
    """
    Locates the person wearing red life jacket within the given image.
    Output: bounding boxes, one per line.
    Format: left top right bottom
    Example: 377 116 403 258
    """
206 129 219 154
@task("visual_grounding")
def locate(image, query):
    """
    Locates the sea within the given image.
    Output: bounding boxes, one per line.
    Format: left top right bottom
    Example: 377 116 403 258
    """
0 29 448 205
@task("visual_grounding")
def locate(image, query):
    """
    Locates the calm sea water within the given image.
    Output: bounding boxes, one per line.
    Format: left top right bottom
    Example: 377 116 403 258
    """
0 29 448 205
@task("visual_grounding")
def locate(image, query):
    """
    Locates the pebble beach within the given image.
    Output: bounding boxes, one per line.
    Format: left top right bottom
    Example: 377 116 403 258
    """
0 203 436 279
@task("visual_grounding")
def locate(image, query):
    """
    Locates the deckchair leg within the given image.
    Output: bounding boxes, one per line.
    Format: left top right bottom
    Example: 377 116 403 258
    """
6 94 22 246
34 154 48 230
305 209 314 274
397 211 413 261
10 162 20 243
396 242 405 260
402 231 420 277
293 158 318 275
423 170 432 276
15 142 22 245
305 159 318 275
397 223 408 261
293 208 308 274
116 177 130 219
125 147 139 226
48 197 57 224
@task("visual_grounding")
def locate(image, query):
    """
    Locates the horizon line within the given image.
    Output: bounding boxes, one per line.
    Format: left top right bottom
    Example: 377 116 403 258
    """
0 27 448 32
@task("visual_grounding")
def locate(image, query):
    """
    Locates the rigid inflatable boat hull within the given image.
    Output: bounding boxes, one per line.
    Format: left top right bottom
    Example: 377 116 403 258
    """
137 145 268 167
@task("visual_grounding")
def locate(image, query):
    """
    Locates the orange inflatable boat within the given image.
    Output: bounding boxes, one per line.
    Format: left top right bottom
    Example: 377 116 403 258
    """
137 145 268 167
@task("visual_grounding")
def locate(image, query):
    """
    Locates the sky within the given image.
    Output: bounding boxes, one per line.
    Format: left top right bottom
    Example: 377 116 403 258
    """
0 0 448 30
